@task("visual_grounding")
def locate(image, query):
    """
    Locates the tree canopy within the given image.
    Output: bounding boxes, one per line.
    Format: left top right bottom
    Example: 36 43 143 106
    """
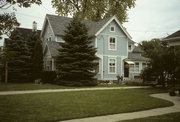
52 0 136 22
140 39 180 86
0 0 42 38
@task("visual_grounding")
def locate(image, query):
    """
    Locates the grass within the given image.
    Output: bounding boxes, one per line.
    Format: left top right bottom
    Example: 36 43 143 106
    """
0 88 173 122
120 112 180 122
0 83 127 91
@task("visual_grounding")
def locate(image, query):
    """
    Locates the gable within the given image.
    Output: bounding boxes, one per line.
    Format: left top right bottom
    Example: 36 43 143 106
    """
100 20 126 37
44 44 51 58
95 16 131 39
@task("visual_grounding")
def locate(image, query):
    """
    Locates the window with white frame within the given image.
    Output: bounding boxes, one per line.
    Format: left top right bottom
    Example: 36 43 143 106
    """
108 58 116 74
134 62 139 72
109 37 116 50
110 26 115 32
96 60 100 74
129 64 134 73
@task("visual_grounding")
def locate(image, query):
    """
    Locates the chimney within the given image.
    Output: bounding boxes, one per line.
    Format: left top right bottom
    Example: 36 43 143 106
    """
32 21 37 32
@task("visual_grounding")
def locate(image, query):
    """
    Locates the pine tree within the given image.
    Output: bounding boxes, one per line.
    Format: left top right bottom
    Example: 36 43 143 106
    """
5 29 31 82
32 40 43 80
56 18 98 86
27 31 43 80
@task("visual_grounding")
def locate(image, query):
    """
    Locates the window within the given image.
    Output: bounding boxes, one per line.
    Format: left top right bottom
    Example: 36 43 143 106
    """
110 26 115 32
129 64 134 73
95 60 100 74
128 45 132 51
109 37 116 50
134 62 139 72
49 37 52 41
108 58 116 74
142 63 147 69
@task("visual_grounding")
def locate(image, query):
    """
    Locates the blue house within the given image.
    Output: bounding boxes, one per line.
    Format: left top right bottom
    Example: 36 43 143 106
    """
41 14 148 80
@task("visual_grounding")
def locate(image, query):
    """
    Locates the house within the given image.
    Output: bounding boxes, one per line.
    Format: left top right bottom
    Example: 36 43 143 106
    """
163 30 180 46
125 41 149 79
4 22 41 50
41 14 148 80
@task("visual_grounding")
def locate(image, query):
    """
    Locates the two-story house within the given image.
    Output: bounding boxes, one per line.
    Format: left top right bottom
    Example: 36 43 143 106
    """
41 14 148 80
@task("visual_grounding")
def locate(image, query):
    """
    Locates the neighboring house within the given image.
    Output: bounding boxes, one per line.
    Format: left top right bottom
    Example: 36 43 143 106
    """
41 14 148 80
4 22 41 51
125 41 149 79
163 30 180 46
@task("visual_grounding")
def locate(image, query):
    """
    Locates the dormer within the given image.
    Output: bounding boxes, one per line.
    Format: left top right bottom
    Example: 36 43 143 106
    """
128 40 135 52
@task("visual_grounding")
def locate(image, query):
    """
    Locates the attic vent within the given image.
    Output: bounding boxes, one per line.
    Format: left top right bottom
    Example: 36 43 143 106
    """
110 26 115 32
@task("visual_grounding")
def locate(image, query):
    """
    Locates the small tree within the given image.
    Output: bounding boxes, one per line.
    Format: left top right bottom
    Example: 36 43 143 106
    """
56 18 98 86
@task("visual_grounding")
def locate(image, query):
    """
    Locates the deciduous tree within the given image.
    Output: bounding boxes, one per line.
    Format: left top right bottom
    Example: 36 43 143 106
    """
52 0 136 22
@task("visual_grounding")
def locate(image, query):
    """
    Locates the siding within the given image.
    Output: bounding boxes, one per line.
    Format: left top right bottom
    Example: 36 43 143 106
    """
96 20 128 80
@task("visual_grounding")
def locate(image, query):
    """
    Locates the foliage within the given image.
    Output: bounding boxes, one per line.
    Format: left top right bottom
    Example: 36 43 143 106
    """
41 71 57 83
0 0 41 38
56 18 98 86
0 13 19 39
27 31 43 80
52 0 136 22
4 29 31 82
139 39 180 86
0 0 42 8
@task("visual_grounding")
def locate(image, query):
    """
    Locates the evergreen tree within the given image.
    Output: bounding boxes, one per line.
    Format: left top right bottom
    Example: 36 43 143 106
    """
5 29 31 82
32 40 43 80
56 18 98 86
27 31 42 80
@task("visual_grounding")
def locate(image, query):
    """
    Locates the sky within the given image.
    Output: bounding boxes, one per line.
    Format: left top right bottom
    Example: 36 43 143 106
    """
0 0 180 46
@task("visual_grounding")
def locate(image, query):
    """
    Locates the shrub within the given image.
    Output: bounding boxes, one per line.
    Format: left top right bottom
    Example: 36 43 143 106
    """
41 71 57 83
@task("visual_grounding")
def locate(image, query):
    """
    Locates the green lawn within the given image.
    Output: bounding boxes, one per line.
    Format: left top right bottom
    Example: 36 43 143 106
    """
0 88 173 122
0 83 127 91
120 112 180 122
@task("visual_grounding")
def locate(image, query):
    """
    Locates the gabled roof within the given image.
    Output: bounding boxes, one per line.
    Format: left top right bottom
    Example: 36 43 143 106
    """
16 27 41 39
165 30 180 39
46 41 61 57
132 47 143 53
42 14 131 39
127 52 150 61
128 39 135 44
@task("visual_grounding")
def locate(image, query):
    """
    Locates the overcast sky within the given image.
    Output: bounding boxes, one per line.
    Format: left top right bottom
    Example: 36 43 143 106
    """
0 0 180 46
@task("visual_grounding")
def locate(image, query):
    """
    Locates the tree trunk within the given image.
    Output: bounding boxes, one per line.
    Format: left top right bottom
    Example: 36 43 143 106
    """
5 61 8 83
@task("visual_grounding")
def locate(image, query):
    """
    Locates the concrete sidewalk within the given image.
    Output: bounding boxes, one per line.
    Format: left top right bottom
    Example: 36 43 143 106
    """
61 93 180 122
0 86 150 95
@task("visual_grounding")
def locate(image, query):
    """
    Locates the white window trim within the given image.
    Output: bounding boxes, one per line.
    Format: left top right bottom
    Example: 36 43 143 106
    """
108 57 116 74
134 62 140 73
108 36 117 51
110 25 115 32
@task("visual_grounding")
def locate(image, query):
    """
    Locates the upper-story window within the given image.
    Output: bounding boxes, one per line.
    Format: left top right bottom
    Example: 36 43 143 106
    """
46 36 52 41
109 37 117 50
110 26 115 32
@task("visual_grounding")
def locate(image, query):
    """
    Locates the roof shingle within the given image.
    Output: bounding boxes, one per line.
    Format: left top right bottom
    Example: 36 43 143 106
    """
46 14 112 36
